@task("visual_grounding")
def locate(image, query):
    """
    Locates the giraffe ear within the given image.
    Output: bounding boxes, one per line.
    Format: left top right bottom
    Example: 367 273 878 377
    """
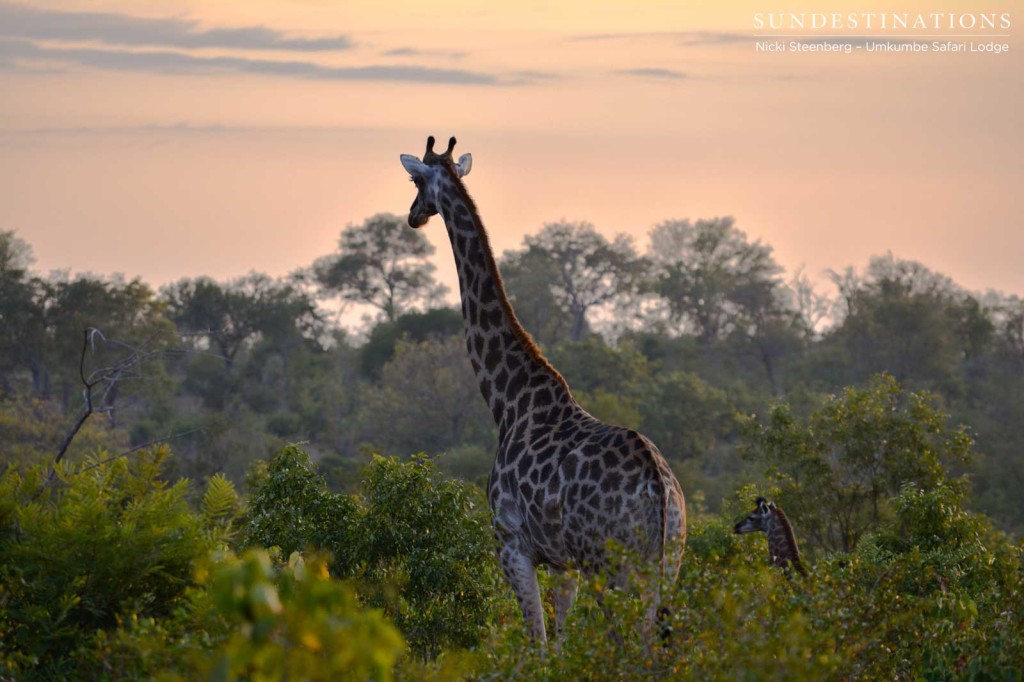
400 154 429 179
455 153 473 178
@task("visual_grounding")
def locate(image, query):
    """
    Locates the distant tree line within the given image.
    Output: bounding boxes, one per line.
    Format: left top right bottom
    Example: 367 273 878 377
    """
1 214 1022 534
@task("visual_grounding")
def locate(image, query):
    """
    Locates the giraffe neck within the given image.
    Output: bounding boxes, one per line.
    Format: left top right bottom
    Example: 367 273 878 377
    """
433 169 574 438
767 509 807 576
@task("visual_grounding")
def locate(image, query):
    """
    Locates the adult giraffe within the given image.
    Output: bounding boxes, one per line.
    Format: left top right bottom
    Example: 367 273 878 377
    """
399 136 686 646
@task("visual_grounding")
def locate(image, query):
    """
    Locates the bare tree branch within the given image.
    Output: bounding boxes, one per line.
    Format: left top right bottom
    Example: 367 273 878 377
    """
35 326 188 497
39 328 97 492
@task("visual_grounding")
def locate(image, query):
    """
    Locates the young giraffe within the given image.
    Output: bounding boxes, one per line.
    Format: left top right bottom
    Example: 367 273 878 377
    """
399 136 686 646
734 497 808 578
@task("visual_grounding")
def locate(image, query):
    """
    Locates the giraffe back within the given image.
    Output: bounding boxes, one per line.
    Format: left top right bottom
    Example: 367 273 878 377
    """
488 401 685 578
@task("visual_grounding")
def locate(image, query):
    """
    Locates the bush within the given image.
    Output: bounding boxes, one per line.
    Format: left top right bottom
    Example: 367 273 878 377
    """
198 549 405 681
241 446 509 660
741 374 974 553
473 508 1023 681
355 454 508 659
73 549 408 682
0 448 214 678
240 444 359 572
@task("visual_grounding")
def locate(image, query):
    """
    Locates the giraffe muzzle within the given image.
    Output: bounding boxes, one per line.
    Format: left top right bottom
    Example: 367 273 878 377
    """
408 213 429 229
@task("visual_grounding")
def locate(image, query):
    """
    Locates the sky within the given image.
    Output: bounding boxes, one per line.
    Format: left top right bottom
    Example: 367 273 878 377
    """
0 0 1021 304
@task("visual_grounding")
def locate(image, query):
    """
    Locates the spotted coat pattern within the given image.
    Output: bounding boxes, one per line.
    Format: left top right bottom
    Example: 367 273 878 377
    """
400 137 686 644
734 497 808 578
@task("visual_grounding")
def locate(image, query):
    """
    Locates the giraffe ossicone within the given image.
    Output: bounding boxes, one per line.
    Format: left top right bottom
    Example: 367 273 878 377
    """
398 135 687 646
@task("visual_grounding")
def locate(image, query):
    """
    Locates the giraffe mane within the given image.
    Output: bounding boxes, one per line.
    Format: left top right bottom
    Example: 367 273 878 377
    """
771 505 808 576
439 163 573 397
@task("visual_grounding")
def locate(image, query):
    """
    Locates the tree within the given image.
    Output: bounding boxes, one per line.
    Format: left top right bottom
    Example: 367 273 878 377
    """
40 274 172 411
825 255 993 389
646 217 784 344
357 336 495 456
162 275 263 372
199 549 405 681
740 374 973 553
499 247 575 347
355 455 504 659
241 446 505 660
237 273 324 411
647 218 799 393
0 231 46 393
163 273 323 414
314 213 446 322
787 267 834 339
0 449 214 677
241 445 358 570
506 221 643 342
359 307 463 378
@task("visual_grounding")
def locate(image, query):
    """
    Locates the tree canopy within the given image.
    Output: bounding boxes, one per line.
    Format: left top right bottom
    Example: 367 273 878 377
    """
314 213 446 322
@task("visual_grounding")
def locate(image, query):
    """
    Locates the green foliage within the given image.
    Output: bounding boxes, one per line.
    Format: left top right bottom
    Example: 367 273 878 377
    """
163 273 322 377
741 374 974 552
198 549 404 682
201 472 243 542
359 307 463 377
826 254 990 392
357 337 495 457
355 454 507 659
2 438 1021 681
639 371 735 463
548 337 652 395
241 446 506 660
434 442 492 485
550 340 735 464
241 445 358 571
0 395 127 467
72 549 408 682
0 448 214 678
5 223 1024 678
475 506 1023 681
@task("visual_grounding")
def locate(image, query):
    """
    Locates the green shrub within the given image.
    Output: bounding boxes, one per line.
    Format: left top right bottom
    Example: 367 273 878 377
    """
854 482 1024 677
240 444 358 572
741 374 974 553
355 454 508 660
198 549 404 682
472 515 1022 681
74 549 407 682
0 448 214 678
241 447 509 660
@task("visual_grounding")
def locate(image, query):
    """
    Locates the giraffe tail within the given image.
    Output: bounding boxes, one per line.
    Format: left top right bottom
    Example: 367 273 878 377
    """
656 474 674 644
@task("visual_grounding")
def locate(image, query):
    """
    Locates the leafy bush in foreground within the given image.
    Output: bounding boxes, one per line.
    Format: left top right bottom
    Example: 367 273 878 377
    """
240 445 359 572
3 418 1020 680
0 448 214 678
197 549 404 681
356 454 508 660
241 448 509 660
469 503 1022 681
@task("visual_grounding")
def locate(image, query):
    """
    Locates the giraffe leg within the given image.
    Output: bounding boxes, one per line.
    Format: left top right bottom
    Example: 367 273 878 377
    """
642 581 667 645
593 587 625 648
499 542 547 647
551 569 578 646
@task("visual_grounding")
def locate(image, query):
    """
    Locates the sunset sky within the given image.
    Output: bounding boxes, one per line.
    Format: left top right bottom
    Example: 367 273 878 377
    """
1 1 1021 303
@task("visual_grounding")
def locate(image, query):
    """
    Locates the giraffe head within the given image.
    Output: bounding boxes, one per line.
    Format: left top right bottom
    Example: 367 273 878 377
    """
734 496 774 534
399 136 473 229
